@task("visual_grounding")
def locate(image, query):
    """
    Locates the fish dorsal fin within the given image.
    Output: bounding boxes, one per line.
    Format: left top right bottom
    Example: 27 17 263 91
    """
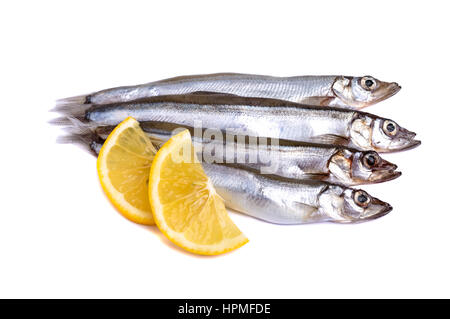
311 134 349 146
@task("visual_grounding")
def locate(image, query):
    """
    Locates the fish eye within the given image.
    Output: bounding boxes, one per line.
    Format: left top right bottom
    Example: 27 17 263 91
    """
382 120 398 136
361 76 377 91
363 152 379 168
354 190 371 208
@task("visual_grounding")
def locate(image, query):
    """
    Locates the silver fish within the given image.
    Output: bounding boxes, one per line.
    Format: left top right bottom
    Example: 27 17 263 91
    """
85 140 392 224
58 94 419 153
203 163 392 224
86 121 401 186
57 73 401 110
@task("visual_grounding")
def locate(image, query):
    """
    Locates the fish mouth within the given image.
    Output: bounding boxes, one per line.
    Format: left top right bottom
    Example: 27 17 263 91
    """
376 158 398 171
378 82 402 102
359 82 401 108
376 127 421 153
361 197 393 221
392 139 422 153
369 170 402 184
401 139 421 151
397 128 421 151
387 82 402 96
372 203 393 219
367 158 401 183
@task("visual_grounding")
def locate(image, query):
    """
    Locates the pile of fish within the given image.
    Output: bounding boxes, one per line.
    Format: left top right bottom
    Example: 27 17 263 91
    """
52 73 420 224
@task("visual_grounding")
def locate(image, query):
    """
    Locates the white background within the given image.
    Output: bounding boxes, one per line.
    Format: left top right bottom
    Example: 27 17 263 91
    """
1 0 449 298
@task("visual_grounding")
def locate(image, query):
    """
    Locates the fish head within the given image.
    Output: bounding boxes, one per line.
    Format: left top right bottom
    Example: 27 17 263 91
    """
328 149 401 185
349 115 421 152
318 186 392 222
332 76 401 108
341 189 393 222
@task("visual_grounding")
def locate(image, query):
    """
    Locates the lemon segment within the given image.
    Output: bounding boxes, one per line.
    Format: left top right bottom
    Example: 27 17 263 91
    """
97 117 157 225
149 129 248 255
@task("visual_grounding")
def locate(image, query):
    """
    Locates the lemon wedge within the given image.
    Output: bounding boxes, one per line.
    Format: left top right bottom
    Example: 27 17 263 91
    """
97 117 157 225
149 129 248 255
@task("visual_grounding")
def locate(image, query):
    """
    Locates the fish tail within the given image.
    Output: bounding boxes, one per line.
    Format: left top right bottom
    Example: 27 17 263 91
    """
50 111 104 155
48 115 98 130
52 94 92 118
56 132 103 156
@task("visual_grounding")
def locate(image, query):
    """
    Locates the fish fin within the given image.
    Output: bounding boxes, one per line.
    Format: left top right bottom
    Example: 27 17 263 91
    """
293 203 324 222
147 135 166 150
50 91 93 138
56 130 104 156
311 134 349 146
52 95 92 117
299 96 336 106
50 109 107 155
48 116 98 133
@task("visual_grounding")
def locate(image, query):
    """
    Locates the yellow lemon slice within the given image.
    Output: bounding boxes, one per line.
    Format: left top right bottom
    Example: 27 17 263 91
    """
149 129 248 255
97 117 157 225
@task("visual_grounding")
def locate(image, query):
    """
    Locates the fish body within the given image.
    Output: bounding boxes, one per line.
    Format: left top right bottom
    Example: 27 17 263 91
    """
58 73 401 110
90 121 400 186
203 163 392 224
79 94 420 153
85 143 393 224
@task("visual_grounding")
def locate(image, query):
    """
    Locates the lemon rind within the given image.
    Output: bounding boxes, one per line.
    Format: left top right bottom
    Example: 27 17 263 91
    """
149 130 248 255
97 117 155 225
